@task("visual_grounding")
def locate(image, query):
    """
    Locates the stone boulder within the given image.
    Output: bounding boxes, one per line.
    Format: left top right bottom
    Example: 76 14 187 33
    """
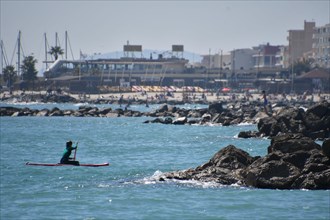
244 134 329 189
257 102 330 140
159 134 330 189
268 133 321 154
322 139 330 158
237 131 259 138
208 102 223 114
160 145 257 185
244 159 301 189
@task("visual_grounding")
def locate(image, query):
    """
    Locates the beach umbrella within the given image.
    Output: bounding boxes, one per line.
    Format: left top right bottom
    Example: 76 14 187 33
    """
221 87 231 92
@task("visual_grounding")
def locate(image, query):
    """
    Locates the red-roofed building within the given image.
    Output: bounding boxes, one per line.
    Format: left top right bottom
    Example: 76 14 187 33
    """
296 68 330 92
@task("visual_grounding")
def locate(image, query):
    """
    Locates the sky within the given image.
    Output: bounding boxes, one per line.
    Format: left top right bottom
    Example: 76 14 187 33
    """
1 0 329 72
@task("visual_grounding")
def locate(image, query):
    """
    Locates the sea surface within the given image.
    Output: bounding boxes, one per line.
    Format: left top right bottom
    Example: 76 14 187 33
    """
1 102 329 220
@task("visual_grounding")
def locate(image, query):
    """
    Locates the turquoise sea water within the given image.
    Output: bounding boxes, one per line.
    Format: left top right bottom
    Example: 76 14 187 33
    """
1 103 329 220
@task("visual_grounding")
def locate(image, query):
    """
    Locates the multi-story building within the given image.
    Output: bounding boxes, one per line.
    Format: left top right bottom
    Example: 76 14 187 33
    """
201 53 231 70
287 21 315 65
275 46 289 68
230 48 256 71
313 23 330 68
252 43 281 69
201 49 255 71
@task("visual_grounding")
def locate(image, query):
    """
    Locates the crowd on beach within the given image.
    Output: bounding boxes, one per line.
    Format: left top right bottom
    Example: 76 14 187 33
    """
1 88 330 106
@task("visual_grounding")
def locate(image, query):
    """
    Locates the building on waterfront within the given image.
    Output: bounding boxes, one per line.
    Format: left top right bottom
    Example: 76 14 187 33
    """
275 46 290 68
287 21 316 65
295 68 330 92
252 43 281 69
202 49 256 71
200 52 231 70
312 23 330 68
36 21 327 94
230 48 256 71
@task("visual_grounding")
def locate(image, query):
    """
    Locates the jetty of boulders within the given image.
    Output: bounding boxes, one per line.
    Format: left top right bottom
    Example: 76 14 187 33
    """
158 134 330 190
1 93 329 189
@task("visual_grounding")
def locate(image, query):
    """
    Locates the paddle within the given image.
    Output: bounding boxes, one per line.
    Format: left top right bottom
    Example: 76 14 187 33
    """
73 141 78 161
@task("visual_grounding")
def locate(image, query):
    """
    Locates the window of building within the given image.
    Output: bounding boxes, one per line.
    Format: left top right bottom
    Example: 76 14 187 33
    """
264 56 271 66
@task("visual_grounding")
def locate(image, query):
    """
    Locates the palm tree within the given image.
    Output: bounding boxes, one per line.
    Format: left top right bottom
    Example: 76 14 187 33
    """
3 65 17 94
21 55 38 90
292 58 314 76
49 46 64 60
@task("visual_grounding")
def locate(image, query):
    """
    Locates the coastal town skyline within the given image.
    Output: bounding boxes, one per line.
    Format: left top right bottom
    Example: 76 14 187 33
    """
1 1 329 72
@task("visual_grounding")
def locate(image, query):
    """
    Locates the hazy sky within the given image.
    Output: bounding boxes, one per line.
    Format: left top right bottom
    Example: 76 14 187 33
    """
1 0 329 71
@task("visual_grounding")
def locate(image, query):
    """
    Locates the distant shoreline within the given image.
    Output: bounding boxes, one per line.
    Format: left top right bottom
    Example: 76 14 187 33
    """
1 89 329 105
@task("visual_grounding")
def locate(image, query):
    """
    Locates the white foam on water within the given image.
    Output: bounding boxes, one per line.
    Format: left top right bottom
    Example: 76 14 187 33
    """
134 170 248 189
237 122 254 126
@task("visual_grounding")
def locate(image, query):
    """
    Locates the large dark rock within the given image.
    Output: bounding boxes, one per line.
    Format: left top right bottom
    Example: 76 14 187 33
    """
322 139 330 158
244 160 301 189
268 134 321 154
157 104 168 113
245 134 329 189
306 102 330 118
207 145 256 169
160 145 257 185
257 102 330 140
208 102 223 114
238 131 259 138
159 134 330 189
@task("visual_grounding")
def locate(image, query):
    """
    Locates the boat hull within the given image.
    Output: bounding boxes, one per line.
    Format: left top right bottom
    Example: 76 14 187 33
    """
26 162 109 167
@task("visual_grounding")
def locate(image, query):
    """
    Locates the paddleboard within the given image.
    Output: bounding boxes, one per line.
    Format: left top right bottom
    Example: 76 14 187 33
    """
26 162 109 167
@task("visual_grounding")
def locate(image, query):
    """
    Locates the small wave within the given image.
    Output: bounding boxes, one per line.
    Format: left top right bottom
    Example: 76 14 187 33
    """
237 122 254 126
129 170 164 185
74 102 97 108
1 100 42 105
129 171 248 189
100 170 248 189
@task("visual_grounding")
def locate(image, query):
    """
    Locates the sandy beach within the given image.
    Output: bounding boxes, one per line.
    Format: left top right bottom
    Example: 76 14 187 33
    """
1 89 329 104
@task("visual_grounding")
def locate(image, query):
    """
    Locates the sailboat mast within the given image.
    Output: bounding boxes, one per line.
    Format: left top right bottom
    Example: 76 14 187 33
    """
44 33 48 70
17 30 21 78
55 32 58 47
65 31 68 60
0 40 3 73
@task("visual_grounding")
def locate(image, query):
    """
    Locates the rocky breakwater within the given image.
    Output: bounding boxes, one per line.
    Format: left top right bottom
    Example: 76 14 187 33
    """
157 134 330 190
144 101 268 125
1 101 268 126
0 106 144 117
1 93 77 103
251 101 330 140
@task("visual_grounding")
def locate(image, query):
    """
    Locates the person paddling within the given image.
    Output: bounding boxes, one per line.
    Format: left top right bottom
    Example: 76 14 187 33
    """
60 141 79 165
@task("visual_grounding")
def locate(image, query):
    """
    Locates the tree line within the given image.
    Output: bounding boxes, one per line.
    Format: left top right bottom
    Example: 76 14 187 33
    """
1 46 64 93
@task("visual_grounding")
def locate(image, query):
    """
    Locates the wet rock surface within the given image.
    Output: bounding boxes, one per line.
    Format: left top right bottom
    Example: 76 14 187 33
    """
2 101 330 140
158 134 330 190
256 101 330 140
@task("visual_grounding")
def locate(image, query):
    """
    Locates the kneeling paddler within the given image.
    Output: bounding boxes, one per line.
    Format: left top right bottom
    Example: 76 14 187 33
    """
60 141 80 165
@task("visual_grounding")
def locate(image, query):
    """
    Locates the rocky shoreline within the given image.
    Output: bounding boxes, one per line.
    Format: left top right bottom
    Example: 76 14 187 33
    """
1 93 330 189
239 101 330 140
1 98 329 139
157 134 330 190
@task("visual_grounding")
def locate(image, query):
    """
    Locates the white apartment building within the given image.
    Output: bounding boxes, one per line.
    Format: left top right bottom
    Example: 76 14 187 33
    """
313 23 330 68
275 46 289 68
201 53 231 69
230 48 255 71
